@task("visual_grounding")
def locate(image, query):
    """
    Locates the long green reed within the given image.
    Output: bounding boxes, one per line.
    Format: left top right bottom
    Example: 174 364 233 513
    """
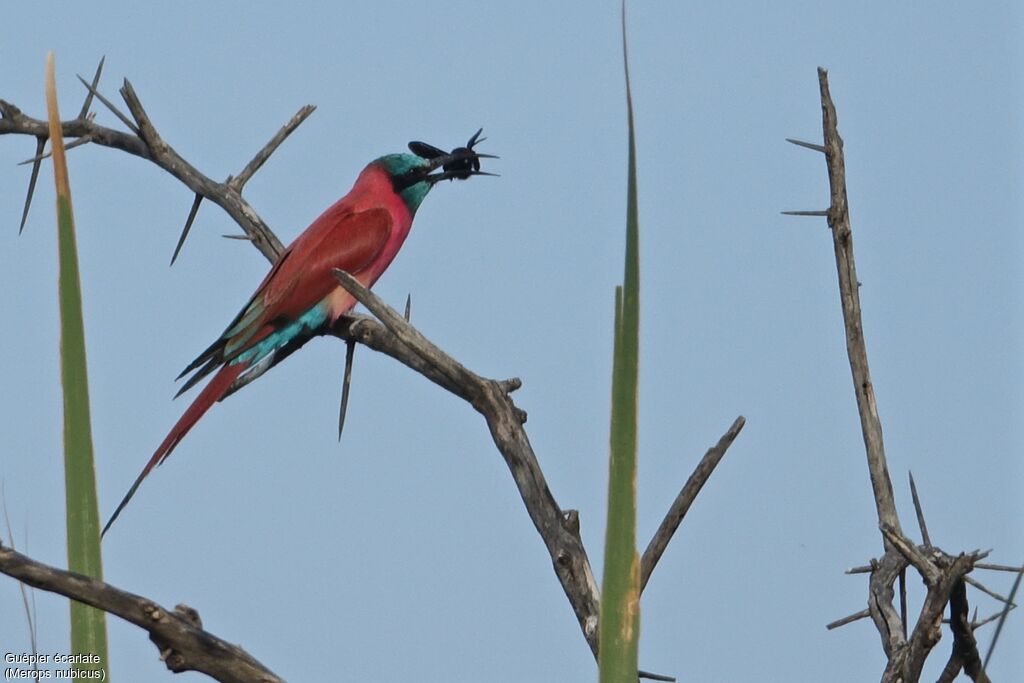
45 52 109 679
598 13 641 682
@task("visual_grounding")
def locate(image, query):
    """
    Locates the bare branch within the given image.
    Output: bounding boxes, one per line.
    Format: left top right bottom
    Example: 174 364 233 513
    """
639 415 745 592
788 70 1009 683
330 268 603 655
332 269 482 390
789 69 912 678
904 553 983 682
1 97 148 156
3 72 290 262
231 104 316 190
813 67 902 540
880 524 939 585
0 542 284 683
868 550 907 662
942 578 992 683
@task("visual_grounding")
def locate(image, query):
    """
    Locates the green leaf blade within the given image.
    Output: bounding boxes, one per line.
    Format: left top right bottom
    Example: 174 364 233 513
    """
46 52 109 679
599 10 641 682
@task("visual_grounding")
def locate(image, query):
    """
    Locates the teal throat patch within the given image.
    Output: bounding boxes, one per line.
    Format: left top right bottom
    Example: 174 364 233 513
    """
376 153 434 214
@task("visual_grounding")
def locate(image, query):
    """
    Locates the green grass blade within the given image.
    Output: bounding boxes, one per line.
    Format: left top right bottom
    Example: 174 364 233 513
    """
46 52 109 678
599 8 641 682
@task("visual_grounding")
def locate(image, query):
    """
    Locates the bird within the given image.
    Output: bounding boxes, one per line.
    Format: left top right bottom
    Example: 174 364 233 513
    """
102 135 493 536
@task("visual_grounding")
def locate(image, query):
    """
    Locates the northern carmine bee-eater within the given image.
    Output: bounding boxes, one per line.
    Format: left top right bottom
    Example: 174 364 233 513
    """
102 133 493 536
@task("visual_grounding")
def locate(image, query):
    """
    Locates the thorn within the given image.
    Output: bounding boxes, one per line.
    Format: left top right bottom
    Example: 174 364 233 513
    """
77 56 105 120
786 137 826 153
965 575 1017 606
18 137 45 234
17 148 47 167
338 341 356 441
976 563 1024 572
984 563 1023 669
781 210 830 217
171 194 203 265
18 135 92 165
975 605 1016 630
908 471 931 548
222 233 254 241
76 73 139 134
899 569 907 638
404 294 411 321
826 608 871 630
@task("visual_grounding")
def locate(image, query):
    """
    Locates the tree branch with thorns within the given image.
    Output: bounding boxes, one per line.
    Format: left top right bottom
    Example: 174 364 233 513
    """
1 58 744 683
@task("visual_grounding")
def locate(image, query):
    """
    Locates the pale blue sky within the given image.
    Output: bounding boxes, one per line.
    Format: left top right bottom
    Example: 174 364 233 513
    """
1 2 1021 681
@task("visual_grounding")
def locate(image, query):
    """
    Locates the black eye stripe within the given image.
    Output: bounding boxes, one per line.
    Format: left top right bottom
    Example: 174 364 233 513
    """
391 167 426 193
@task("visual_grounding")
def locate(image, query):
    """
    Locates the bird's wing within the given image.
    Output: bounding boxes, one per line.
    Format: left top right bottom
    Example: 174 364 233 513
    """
177 205 393 390
258 204 392 322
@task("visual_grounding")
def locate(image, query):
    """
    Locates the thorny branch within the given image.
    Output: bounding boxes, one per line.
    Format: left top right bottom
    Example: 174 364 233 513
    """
786 67 1010 682
1 60 743 681
1 60 291 261
816 69 901 541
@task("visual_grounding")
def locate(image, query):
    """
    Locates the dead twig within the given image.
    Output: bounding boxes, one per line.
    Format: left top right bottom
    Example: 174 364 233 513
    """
639 415 745 592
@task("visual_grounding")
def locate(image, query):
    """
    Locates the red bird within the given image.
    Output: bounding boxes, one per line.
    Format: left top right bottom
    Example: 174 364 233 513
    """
103 139 491 535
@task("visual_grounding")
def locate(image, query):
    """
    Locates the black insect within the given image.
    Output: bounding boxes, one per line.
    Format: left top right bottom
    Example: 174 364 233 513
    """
409 128 489 180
